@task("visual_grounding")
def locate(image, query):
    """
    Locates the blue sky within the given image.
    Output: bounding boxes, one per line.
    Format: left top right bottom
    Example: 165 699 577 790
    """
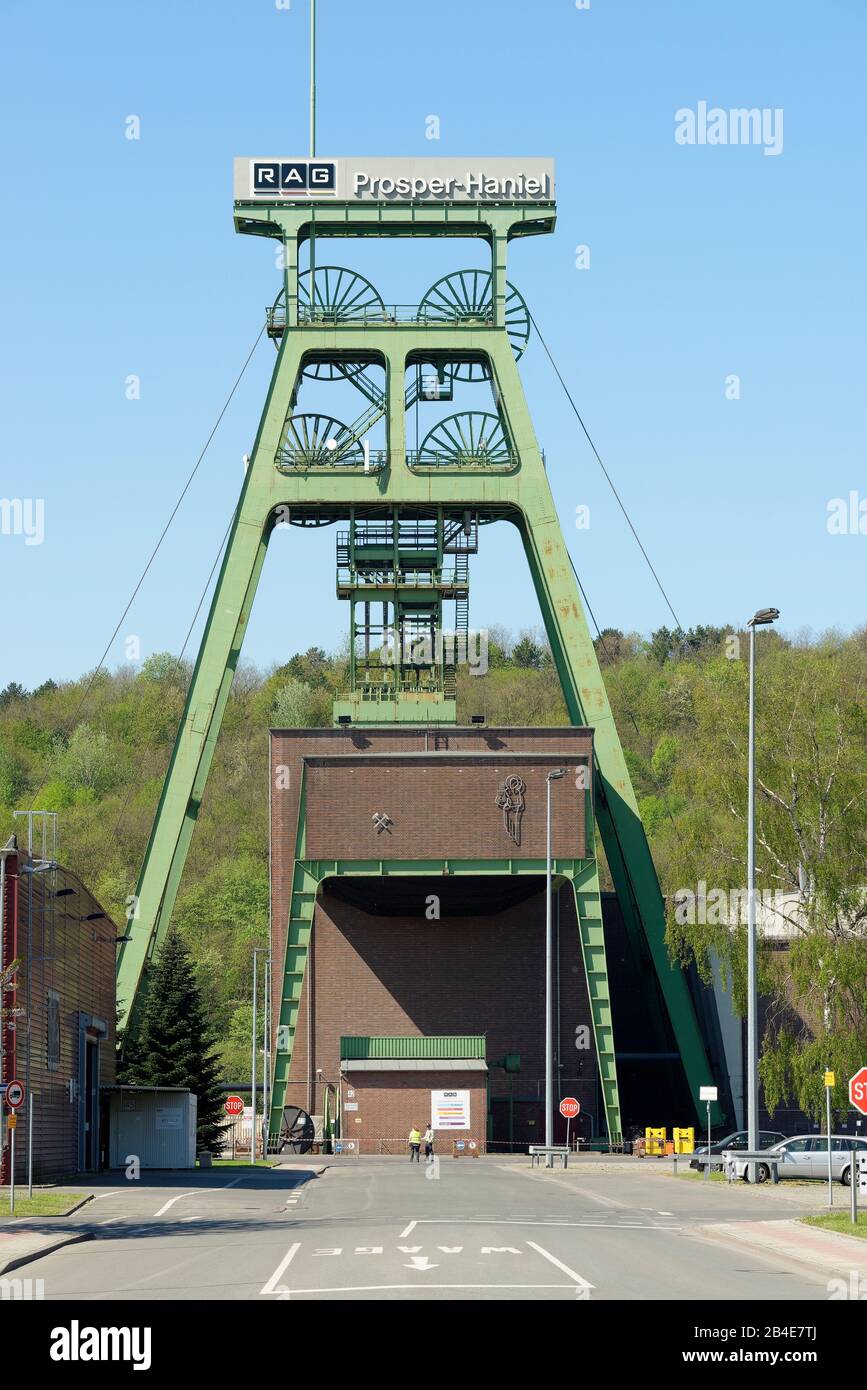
2 0 865 688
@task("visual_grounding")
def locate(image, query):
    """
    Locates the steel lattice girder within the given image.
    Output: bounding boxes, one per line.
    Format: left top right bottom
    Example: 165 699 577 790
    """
117 214 724 1134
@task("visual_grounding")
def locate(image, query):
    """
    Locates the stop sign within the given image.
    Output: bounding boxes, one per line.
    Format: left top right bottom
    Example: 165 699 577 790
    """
849 1068 867 1116
224 1094 245 1118
559 1097 580 1119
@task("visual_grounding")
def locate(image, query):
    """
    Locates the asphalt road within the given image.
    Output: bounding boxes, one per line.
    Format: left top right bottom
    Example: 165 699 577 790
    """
14 1159 847 1301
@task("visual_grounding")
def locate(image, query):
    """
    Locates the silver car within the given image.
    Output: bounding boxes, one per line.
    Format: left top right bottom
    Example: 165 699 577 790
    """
731 1135 867 1184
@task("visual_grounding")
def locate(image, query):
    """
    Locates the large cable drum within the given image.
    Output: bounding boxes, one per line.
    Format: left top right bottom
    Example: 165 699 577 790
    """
416 411 512 468
276 413 365 468
278 1106 315 1154
269 266 386 379
418 270 530 381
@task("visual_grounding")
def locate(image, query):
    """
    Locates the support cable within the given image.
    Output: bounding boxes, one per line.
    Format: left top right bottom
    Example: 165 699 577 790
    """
27 325 265 809
107 503 240 855
528 307 683 631
527 302 688 843
567 551 684 846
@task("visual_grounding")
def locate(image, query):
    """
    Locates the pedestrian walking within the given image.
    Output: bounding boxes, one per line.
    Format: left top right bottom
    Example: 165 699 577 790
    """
423 1124 434 1162
408 1125 421 1162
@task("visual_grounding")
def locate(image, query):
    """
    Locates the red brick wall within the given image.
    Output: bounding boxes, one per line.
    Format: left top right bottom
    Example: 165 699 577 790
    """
341 1071 487 1155
0 854 117 1183
269 726 595 1068
283 882 599 1139
303 756 586 861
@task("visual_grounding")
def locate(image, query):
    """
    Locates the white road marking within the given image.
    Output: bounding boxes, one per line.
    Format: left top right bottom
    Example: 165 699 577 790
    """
658 1211 674 1216
153 1192 197 1217
404 1255 439 1271
98 1216 122 1226
180 1216 201 1223
399 1220 418 1238
405 1218 676 1230
526 1240 594 1291
269 1283 575 1296
260 1241 301 1296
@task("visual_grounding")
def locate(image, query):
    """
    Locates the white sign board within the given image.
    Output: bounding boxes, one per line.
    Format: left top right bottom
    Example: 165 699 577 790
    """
699 1086 718 1101
155 1109 182 1130
234 157 555 204
858 1155 867 1194
431 1089 471 1130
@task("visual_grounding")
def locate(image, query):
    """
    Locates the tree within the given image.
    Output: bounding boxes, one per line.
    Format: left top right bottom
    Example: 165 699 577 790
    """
139 651 191 688
54 722 120 796
512 636 544 669
594 628 626 665
0 744 29 807
0 683 28 709
662 635 867 1121
271 677 316 727
283 647 329 687
119 928 227 1152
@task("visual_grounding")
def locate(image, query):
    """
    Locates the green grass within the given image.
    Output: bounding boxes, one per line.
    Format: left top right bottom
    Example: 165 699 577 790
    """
674 1168 728 1183
802 1211 867 1240
0 1190 88 1219
211 1158 276 1168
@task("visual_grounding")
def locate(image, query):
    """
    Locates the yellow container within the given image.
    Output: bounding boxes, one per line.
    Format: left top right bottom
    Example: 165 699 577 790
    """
645 1126 666 1156
672 1127 695 1154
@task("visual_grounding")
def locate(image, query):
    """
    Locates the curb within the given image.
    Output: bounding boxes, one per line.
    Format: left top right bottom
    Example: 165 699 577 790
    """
0 1229 91 1278
0 1194 95 1277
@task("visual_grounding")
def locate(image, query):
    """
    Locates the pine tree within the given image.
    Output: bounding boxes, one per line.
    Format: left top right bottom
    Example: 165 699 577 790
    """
121 928 227 1152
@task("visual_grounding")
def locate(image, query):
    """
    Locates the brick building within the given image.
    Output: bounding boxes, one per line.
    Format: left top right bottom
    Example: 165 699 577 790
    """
0 837 117 1182
269 725 612 1153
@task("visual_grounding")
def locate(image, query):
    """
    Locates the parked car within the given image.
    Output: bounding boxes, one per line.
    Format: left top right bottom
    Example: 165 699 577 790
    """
689 1129 787 1173
729 1135 867 1184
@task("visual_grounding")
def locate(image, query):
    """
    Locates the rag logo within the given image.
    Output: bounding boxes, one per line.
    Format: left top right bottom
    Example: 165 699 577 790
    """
253 161 336 195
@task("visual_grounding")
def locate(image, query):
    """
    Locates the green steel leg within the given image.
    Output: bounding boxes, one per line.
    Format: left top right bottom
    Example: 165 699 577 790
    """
515 496 721 1125
269 859 319 1131
568 863 621 1143
116 334 307 1027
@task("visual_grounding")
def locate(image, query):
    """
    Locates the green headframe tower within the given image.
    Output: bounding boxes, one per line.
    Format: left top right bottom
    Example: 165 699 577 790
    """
115 156 722 1138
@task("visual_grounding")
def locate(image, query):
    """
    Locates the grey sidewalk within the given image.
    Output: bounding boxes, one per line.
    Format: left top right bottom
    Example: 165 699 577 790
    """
0 1224 90 1277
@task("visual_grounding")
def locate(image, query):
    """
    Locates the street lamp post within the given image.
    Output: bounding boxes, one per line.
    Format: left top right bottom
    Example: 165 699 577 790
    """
251 947 269 1166
545 768 566 1168
746 607 779 1179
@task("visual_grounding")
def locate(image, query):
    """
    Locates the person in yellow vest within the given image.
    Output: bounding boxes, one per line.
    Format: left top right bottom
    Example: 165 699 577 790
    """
408 1125 421 1162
